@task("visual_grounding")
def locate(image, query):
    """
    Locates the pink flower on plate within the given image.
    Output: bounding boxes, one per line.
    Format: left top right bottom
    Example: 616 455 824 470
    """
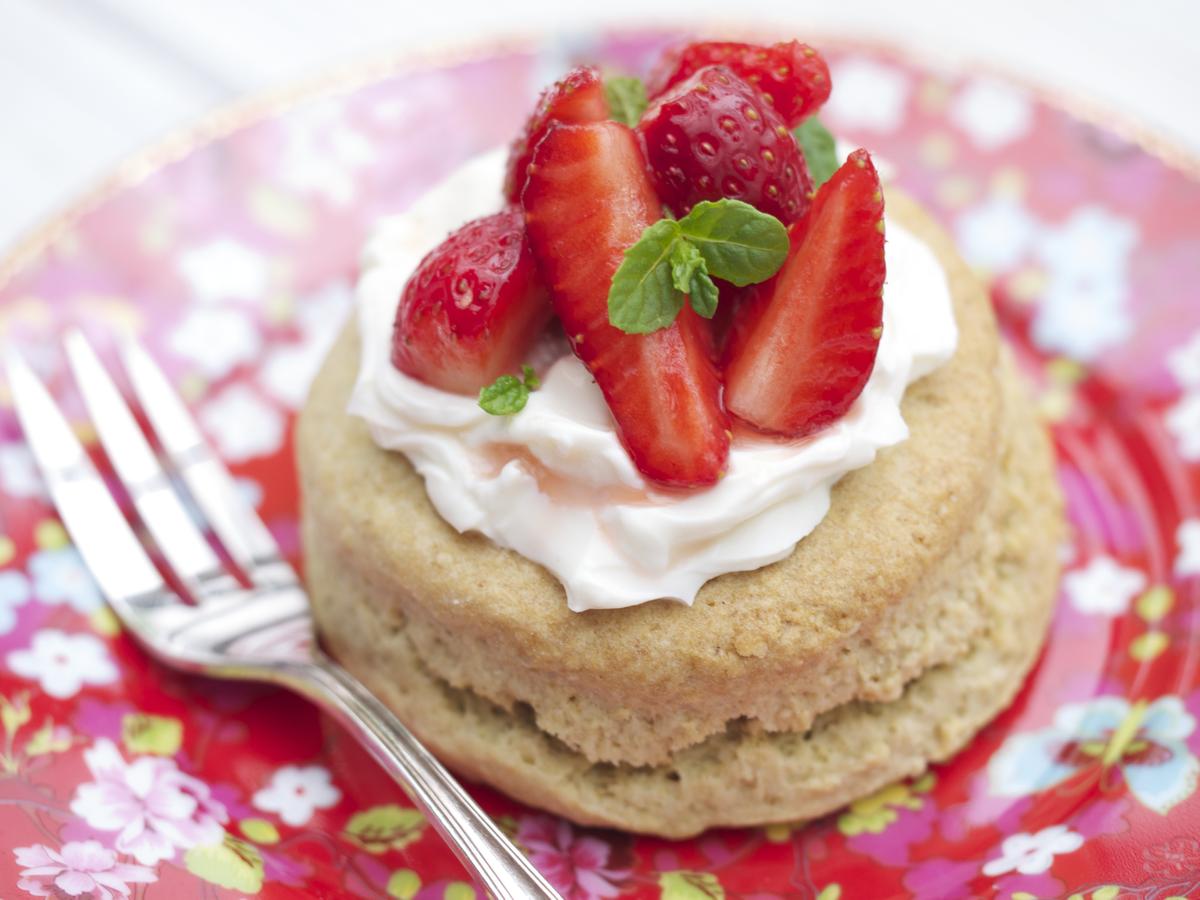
518 815 629 900
69 738 228 865
14 840 155 899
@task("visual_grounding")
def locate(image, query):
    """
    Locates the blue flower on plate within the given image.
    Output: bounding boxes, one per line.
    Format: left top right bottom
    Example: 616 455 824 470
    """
988 695 1199 815
0 570 31 635
29 547 102 614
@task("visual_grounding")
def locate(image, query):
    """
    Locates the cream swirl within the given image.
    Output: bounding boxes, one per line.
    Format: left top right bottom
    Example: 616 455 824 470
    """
348 148 957 611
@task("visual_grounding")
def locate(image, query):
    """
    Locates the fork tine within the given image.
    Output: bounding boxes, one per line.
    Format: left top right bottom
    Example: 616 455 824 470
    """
120 338 297 589
5 351 168 612
64 331 240 602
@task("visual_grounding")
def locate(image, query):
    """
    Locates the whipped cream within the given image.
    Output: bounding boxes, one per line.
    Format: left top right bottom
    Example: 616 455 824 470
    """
349 148 958 612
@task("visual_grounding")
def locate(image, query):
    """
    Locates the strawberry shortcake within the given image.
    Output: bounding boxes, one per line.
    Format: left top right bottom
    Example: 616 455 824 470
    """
297 39 1062 836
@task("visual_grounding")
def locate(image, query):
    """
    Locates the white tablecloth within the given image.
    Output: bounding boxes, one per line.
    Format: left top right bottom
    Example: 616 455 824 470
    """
2 0 1197 252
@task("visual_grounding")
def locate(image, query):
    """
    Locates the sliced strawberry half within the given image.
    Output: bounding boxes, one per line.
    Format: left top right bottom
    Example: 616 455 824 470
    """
723 149 885 438
521 121 730 487
503 66 610 203
648 40 832 127
638 65 812 223
391 207 552 394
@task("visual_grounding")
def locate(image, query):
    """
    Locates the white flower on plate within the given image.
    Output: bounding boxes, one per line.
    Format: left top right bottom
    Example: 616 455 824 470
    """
955 194 1041 271
982 825 1084 876
1167 392 1200 461
259 282 350 409
1167 331 1200 390
6 629 118 698
29 546 103 614
1035 205 1138 284
1063 555 1147 616
167 307 262 379
0 570 31 635
252 764 341 826
294 281 352 336
0 442 47 500
1031 275 1133 362
70 738 228 865
14 840 156 900
237 477 264 509
198 384 284 463
278 98 377 205
1028 206 1138 358
1177 519 1200 578
178 238 270 305
258 340 332 410
824 58 911 133
948 78 1033 151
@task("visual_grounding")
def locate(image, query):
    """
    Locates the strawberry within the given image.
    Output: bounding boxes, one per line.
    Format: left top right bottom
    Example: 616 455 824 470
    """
521 121 730 487
391 207 552 394
637 66 812 224
723 149 885 438
648 40 831 127
503 66 609 202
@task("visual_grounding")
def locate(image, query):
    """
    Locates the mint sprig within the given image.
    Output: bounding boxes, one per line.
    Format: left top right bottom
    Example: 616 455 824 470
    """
668 241 718 318
795 116 838 189
607 199 789 333
604 76 648 127
478 364 540 415
676 200 791 285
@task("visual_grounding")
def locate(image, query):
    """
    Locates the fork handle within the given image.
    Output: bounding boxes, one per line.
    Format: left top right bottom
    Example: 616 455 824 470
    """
282 653 561 900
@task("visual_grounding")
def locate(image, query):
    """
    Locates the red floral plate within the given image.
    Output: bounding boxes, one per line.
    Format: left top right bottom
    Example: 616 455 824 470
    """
1 30 1200 900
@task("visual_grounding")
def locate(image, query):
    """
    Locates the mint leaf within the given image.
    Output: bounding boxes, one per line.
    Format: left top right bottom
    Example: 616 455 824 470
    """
669 241 719 318
605 76 648 127
669 239 705 294
676 200 789 286
608 219 685 333
689 270 719 318
478 365 539 415
520 363 540 391
478 376 527 415
795 116 838 188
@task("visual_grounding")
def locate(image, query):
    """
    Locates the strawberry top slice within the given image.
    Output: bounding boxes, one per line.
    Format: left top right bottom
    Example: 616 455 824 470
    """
503 66 610 203
723 149 885 438
391 207 552 394
648 40 832 128
522 121 730 488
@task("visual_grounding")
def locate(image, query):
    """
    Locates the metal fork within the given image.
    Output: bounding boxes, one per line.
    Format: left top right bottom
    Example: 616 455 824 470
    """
6 331 560 900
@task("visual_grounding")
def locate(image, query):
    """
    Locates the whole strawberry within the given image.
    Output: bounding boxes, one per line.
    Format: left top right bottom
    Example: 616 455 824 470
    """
503 66 609 203
637 65 812 224
392 207 551 394
648 40 831 127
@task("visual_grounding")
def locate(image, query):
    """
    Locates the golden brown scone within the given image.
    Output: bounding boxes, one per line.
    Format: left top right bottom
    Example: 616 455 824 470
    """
296 191 1062 835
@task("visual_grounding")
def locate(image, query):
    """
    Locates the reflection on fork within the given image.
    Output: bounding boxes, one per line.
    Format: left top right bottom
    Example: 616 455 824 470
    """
6 331 560 900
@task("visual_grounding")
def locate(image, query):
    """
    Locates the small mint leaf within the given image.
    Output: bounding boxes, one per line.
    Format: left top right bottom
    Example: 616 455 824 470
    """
669 240 706 295
688 270 719 319
676 200 789 286
478 366 539 415
669 241 719 318
604 76 648 127
520 363 540 391
608 219 685 333
795 116 838 188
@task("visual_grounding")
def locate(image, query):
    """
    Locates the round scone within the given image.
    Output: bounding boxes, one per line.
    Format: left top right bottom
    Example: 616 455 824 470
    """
296 191 1062 837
